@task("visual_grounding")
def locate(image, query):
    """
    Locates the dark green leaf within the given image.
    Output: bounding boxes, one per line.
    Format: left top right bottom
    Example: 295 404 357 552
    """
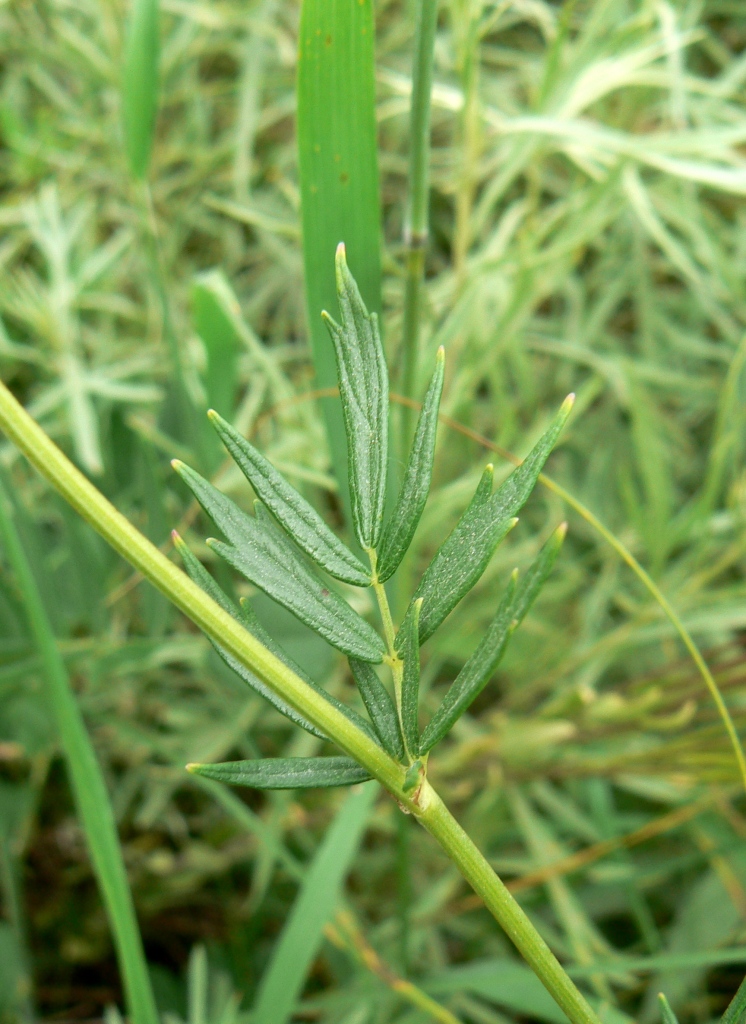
409 396 573 644
322 245 388 550
172 532 327 739
398 597 423 757
187 757 372 789
376 348 445 582
419 524 566 753
172 461 385 663
239 598 381 745
349 659 405 761
207 410 370 586
419 575 516 754
658 994 680 1024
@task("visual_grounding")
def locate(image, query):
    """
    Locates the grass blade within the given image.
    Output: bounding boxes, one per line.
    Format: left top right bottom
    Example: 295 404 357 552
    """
297 0 383 521
192 271 240 420
377 348 445 582
0 480 158 1024
252 783 377 1024
187 757 372 789
122 0 160 179
349 659 405 761
172 461 385 662
322 244 389 550
720 975 746 1024
208 410 370 585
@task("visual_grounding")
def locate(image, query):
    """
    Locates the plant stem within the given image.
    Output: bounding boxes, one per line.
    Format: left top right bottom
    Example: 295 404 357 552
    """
0 379 602 1024
400 0 438 454
0 478 159 1024
416 783 602 1024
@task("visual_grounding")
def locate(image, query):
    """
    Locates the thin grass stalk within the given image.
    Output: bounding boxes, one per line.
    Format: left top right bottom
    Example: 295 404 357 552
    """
0 379 602 1024
0 478 159 1024
400 0 438 453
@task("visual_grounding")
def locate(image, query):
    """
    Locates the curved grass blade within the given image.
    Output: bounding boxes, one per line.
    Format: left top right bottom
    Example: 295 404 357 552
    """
0 481 159 1024
409 396 573 644
207 410 370 586
322 244 388 550
720 973 746 1024
187 757 372 789
297 0 382 522
172 461 385 662
399 598 423 757
173 533 327 739
122 0 160 179
419 524 566 753
376 348 445 582
349 659 405 761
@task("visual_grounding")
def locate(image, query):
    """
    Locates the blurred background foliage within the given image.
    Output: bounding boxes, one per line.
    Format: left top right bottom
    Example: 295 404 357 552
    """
1 0 746 1021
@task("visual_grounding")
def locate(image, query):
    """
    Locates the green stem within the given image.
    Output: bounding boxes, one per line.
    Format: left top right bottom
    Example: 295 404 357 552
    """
0 478 159 1024
400 0 438 453
417 783 602 1024
0 379 601 1024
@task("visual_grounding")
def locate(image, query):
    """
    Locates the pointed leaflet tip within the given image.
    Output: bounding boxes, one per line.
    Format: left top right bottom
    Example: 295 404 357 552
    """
185 763 200 773
557 521 568 541
207 408 218 421
171 459 184 471
562 393 575 413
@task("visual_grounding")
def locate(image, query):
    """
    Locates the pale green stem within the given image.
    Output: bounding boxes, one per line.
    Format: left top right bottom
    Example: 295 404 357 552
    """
0 477 159 1024
0 379 602 1024
400 0 438 454
369 548 413 761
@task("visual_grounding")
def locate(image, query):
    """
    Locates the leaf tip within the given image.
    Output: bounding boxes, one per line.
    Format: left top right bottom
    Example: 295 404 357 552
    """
185 763 201 774
561 393 575 414
556 521 568 541
206 408 219 422
508 516 519 532
171 529 184 548
171 458 184 472
436 345 445 363
336 240 346 262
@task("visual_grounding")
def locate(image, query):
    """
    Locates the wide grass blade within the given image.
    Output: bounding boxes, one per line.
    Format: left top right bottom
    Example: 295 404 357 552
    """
172 461 385 661
208 410 370 586
376 348 445 582
297 0 383 521
187 757 372 789
349 659 405 761
322 244 389 550
252 783 377 1024
0 481 158 1024
121 0 160 179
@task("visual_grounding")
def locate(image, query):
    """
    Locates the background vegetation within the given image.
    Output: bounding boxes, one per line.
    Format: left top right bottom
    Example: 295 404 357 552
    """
1 0 746 1022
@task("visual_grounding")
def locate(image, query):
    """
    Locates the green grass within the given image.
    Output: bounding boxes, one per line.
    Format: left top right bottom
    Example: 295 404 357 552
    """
1 0 746 1022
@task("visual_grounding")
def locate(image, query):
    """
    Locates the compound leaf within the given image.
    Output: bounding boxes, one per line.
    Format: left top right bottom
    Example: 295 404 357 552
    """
208 410 371 586
349 659 405 761
322 244 388 550
187 757 372 789
408 396 573 644
376 348 444 582
172 461 385 663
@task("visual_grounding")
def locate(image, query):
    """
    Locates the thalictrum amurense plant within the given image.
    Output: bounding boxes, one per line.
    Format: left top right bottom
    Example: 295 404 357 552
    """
0 242 606 1024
